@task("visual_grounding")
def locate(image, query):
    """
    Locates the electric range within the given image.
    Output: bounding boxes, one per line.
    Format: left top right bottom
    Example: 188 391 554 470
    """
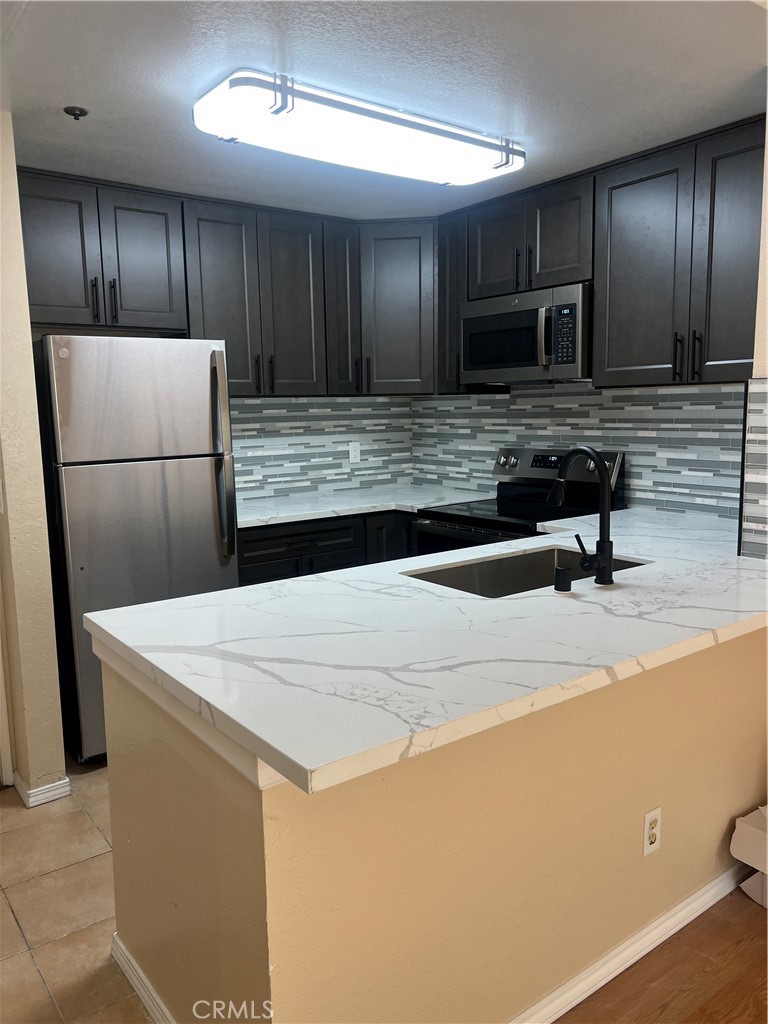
413 447 626 555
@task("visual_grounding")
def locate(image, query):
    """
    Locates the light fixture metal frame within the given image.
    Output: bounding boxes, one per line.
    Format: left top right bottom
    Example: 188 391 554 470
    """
210 69 526 181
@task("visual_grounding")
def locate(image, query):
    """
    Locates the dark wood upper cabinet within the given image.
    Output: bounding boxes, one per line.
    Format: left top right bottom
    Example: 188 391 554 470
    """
592 147 695 388
360 221 435 395
18 174 104 325
324 220 362 395
689 122 764 385
466 195 525 300
257 211 327 396
98 187 187 331
437 211 467 393
184 201 263 397
525 176 593 290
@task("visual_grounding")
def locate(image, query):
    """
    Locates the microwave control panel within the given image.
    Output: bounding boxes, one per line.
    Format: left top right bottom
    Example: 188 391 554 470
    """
552 305 577 364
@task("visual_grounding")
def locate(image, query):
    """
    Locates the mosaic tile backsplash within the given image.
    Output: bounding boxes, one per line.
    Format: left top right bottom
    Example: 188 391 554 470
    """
741 379 767 558
232 383 746 516
231 397 412 497
412 385 746 516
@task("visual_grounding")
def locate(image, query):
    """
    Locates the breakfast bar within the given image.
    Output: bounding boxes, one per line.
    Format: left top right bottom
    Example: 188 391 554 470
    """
85 508 767 1023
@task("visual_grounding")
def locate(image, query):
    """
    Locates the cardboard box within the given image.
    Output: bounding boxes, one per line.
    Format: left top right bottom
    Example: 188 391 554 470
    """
730 806 767 908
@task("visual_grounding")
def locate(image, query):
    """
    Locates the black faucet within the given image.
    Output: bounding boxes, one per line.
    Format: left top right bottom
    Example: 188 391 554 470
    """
548 445 614 586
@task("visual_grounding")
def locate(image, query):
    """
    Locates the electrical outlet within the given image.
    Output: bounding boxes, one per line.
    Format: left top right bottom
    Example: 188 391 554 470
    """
349 442 361 464
643 806 661 856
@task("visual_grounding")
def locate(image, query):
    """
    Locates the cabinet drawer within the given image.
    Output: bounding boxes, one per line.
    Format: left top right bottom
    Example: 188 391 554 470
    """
239 557 303 586
239 516 366 566
305 548 367 574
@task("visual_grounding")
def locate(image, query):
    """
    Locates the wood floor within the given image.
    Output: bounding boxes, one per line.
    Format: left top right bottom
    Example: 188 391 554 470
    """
557 888 767 1024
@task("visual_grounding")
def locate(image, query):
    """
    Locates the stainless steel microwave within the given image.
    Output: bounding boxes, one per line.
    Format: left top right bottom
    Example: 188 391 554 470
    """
460 283 590 385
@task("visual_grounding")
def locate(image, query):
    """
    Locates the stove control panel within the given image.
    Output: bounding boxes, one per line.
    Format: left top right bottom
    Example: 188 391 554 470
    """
493 447 623 488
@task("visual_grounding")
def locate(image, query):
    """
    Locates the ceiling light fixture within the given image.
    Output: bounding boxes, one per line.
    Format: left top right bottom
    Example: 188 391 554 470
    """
193 70 525 186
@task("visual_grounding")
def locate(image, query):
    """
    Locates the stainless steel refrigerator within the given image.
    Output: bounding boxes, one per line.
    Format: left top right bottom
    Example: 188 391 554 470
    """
39 335 238 760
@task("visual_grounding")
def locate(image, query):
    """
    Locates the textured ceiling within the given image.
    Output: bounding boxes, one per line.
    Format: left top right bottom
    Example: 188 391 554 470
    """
0 1 765 219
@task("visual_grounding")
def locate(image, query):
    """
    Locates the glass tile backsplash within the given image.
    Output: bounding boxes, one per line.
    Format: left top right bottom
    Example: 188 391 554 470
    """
231 383 745 517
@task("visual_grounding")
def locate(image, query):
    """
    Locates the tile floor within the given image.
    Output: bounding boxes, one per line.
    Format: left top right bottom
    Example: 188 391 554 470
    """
0 762 147 1024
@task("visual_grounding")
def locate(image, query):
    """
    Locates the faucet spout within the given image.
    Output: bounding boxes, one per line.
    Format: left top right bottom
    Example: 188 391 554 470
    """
548 445 614 585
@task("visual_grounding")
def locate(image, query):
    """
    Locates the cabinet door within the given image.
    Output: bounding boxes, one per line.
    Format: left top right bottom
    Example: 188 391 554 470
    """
592 147 695 388
324 220 362 395
184 201 263 397
466 195 525 300
689 123 764 385
526 176 594 290
98 187 187 331
18 174 104 325
360 221 435 395
366 512 414 563
258 211 327 396
437 212 467 393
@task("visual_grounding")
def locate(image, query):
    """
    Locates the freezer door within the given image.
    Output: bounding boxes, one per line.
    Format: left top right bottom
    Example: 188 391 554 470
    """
59 456 238 758
45 335 231 463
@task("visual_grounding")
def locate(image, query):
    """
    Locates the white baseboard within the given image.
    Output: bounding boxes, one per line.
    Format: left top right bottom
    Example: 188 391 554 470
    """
13 772 71 808
112 933 175 1024
510 863 749 1024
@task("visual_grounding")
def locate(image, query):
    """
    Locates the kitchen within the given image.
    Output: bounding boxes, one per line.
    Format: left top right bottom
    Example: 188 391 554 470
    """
1 2 767 1023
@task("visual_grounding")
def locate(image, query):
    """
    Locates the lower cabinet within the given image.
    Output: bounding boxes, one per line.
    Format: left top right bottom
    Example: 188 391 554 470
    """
238 517 367 585
366 512 415 563
238 512 416 584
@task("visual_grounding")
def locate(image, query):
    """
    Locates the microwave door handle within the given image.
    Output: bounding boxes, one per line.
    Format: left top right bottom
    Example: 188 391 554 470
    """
537 307 554 367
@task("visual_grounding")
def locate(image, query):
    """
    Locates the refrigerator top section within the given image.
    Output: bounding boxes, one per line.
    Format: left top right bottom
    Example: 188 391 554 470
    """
45 335 231 465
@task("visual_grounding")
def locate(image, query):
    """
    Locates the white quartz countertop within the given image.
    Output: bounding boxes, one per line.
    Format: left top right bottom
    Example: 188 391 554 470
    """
85 509 767 794
236 483 489 527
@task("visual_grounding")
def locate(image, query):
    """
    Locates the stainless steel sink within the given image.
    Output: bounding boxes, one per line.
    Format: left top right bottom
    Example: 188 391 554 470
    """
403 546 643 599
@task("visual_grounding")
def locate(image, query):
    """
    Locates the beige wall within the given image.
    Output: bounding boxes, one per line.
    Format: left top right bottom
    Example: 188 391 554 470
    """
102 666 272 1024
262 628 766 1023
0 111 66 791
102 628 766 1024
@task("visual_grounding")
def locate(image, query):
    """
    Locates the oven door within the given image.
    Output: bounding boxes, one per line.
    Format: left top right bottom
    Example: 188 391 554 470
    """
413 518 532 556
460 294 553 385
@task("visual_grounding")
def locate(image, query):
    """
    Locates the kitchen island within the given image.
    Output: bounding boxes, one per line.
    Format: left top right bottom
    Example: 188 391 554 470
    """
85 509 767 1024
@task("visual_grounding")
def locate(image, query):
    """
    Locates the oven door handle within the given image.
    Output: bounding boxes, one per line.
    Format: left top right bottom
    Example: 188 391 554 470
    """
414 519 502 541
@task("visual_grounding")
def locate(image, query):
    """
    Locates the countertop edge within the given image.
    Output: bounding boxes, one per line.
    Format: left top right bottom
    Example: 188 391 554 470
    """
86 607 768 795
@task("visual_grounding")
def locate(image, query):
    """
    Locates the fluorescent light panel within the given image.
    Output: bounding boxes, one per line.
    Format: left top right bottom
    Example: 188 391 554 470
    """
193 70 525 186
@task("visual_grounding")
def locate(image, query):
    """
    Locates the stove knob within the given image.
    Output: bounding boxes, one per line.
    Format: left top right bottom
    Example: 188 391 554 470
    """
497 454 508 467
507 456 519 468
586 459 596 472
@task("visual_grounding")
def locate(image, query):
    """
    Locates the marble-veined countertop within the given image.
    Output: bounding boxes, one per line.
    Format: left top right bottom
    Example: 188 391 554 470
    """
236 483 490 528
84 509 767 794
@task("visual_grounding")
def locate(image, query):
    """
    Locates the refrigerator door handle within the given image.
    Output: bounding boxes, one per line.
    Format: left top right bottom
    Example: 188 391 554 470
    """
210 348 232 455
215 453 236 560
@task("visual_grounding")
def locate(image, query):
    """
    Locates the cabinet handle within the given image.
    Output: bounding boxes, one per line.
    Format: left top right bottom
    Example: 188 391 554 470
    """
514 248 520 291
268 354 275 393
366 356 372 393
673 332 684 381
254 355 261 393
690 330 702 380
527 245 533 289
91 277 100 323
109 278 118 323
354 356 361 393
